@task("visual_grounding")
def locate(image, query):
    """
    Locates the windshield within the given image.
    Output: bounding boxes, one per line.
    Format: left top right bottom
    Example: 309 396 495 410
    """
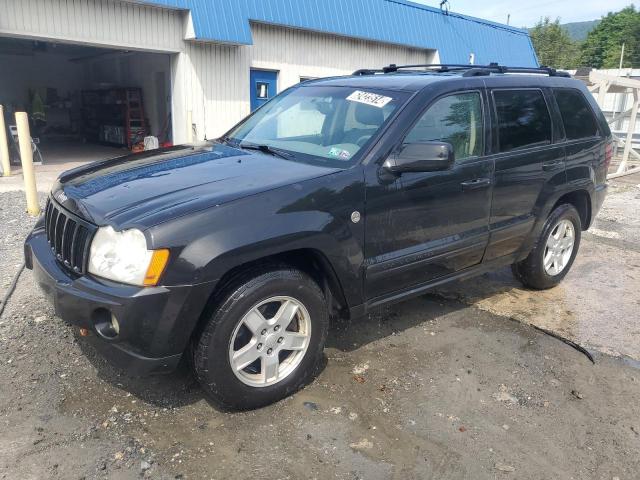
225 85 409 168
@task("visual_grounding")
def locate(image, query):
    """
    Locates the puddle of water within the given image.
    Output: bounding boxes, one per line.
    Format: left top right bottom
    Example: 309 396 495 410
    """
436 238 640 361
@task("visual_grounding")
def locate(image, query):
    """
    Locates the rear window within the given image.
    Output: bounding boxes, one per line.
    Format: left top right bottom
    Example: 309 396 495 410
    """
494 89 552 152
554 88 599 140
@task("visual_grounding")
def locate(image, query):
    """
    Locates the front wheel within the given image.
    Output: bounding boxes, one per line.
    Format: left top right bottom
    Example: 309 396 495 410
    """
193 267 329 410
512 204 582 290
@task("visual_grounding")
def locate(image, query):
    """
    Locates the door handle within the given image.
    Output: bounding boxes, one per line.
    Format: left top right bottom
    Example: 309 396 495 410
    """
461 178 491 191
542 161 564 171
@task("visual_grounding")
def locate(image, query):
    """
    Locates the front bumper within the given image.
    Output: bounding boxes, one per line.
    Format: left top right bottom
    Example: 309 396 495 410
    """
25 227 215 375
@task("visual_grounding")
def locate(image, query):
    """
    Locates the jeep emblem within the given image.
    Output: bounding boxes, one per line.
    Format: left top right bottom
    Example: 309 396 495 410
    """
55 191 68 203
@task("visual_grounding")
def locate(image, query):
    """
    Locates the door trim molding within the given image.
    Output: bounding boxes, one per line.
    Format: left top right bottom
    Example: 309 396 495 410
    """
366 232 488 279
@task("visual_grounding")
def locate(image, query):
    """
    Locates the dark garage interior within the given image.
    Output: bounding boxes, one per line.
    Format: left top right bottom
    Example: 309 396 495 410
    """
0 37 172 167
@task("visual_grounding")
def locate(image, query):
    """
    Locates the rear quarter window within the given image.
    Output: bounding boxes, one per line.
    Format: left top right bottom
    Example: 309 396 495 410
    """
553 88 599 140
493 89 552 153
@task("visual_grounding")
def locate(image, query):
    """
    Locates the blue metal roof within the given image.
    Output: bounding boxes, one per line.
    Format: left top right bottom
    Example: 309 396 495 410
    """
141 0 538 67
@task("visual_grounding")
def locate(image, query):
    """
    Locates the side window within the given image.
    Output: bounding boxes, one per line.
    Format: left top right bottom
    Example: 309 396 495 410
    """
554 88 599 140
404 92 483 160
493 90 552 152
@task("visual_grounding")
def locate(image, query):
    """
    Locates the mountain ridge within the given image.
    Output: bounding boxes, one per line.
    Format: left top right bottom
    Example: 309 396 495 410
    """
561 20 600 41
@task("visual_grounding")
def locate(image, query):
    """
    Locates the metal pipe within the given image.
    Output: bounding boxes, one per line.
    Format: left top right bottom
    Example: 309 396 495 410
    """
0 105 10 177
608 167 639 179
15 112 40 216
187 110 193 143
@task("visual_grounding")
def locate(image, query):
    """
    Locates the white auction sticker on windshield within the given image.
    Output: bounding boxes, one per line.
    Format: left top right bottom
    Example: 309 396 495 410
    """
346 90 393 108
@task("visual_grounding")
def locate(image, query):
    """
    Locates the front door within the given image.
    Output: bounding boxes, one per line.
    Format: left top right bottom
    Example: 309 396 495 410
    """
250 69 278 111
364 90 494 301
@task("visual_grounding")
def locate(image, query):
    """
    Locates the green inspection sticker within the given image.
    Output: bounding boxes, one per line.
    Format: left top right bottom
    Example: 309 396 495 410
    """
328 147 352 159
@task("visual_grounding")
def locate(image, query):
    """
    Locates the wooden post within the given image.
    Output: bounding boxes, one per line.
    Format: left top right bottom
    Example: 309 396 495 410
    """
15 112 40 216
597 81 609 106
620 89 639 174
590 70 640 178
0 105 10 177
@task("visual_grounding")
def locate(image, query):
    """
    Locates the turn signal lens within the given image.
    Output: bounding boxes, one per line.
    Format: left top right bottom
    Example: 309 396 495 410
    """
604 141 613 171
143 249 170 286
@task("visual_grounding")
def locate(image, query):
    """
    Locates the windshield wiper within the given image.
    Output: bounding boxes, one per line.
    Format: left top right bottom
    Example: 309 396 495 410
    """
238 142 293 159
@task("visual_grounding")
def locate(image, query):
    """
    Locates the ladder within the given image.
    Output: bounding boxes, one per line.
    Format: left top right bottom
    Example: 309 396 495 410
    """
125 88 147 150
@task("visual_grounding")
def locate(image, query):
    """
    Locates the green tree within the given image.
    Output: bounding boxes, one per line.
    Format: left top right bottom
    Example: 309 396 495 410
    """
530 17 579 69
580 6 640 68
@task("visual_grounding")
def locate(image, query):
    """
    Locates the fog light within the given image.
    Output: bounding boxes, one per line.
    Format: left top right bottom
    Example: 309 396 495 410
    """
111 314 120 335
93 308 120 339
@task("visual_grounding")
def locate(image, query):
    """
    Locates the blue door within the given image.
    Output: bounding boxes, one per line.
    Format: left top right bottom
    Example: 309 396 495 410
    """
250 69 278 111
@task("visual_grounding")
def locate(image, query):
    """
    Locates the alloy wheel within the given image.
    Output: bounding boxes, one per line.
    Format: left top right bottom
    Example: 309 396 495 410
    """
228 296 311 387
543 219 575 276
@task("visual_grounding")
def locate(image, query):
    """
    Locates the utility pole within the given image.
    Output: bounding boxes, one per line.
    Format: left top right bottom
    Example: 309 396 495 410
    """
507 14 511 25
619 43 626 70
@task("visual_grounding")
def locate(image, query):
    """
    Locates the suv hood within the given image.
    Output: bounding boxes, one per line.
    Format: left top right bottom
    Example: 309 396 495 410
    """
53 143 340 228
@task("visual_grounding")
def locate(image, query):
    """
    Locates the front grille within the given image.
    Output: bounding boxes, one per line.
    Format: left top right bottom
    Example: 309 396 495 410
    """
44 198 96 274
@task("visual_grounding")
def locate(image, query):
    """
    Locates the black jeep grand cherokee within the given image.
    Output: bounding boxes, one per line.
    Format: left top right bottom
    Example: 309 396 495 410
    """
25 64 610 409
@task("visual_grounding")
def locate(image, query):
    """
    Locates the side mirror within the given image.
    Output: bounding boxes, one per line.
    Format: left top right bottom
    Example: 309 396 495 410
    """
383 141 454 174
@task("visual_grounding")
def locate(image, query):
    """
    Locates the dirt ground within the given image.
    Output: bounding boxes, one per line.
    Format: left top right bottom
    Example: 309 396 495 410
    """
1 175 639 480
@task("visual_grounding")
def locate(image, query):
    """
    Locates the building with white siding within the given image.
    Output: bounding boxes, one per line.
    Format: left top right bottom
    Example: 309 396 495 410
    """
0 0 538 161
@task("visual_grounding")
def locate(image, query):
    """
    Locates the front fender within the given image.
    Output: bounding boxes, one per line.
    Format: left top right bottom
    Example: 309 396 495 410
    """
192 213 362 305
147 169 366 307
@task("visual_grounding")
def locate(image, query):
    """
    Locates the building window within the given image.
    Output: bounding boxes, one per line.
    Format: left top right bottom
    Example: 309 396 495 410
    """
256 82 270 99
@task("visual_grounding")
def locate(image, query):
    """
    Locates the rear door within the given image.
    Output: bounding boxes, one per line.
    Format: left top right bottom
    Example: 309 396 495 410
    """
484 87 566 260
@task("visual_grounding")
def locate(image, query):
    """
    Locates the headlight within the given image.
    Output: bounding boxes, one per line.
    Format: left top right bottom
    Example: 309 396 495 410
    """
88 226 169 286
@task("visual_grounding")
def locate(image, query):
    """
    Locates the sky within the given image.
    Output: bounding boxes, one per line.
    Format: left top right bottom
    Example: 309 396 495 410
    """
413 0 633 27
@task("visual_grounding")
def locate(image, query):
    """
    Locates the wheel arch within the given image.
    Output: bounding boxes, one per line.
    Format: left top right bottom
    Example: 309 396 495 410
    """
189 248 352 348
551 189 592 230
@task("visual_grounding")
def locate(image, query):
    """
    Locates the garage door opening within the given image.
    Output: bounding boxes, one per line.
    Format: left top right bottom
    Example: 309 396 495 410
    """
0 37 173 169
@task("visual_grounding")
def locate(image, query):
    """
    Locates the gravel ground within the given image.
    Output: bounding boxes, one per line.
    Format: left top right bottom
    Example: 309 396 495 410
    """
0 192 41 299
1 186 640 479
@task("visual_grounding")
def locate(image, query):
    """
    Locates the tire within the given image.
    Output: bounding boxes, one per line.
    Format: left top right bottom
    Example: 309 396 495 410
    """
512 204 582 290
193 267 329 410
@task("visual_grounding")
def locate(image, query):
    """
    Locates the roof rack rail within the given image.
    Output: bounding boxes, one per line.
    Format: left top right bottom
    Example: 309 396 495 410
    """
352 63 571 78
352 68 385 76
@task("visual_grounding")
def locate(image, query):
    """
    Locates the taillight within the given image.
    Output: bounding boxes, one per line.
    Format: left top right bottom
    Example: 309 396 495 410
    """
604 141 613 171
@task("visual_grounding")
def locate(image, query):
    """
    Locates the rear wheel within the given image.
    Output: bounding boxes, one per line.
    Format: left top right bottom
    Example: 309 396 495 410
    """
193 267 329 410
512 204 581 290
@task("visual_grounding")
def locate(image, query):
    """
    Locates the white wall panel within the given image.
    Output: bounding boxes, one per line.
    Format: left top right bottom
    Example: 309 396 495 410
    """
172 41 250 144
173 23 435 143
0 0 184 52
251 23 435 92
